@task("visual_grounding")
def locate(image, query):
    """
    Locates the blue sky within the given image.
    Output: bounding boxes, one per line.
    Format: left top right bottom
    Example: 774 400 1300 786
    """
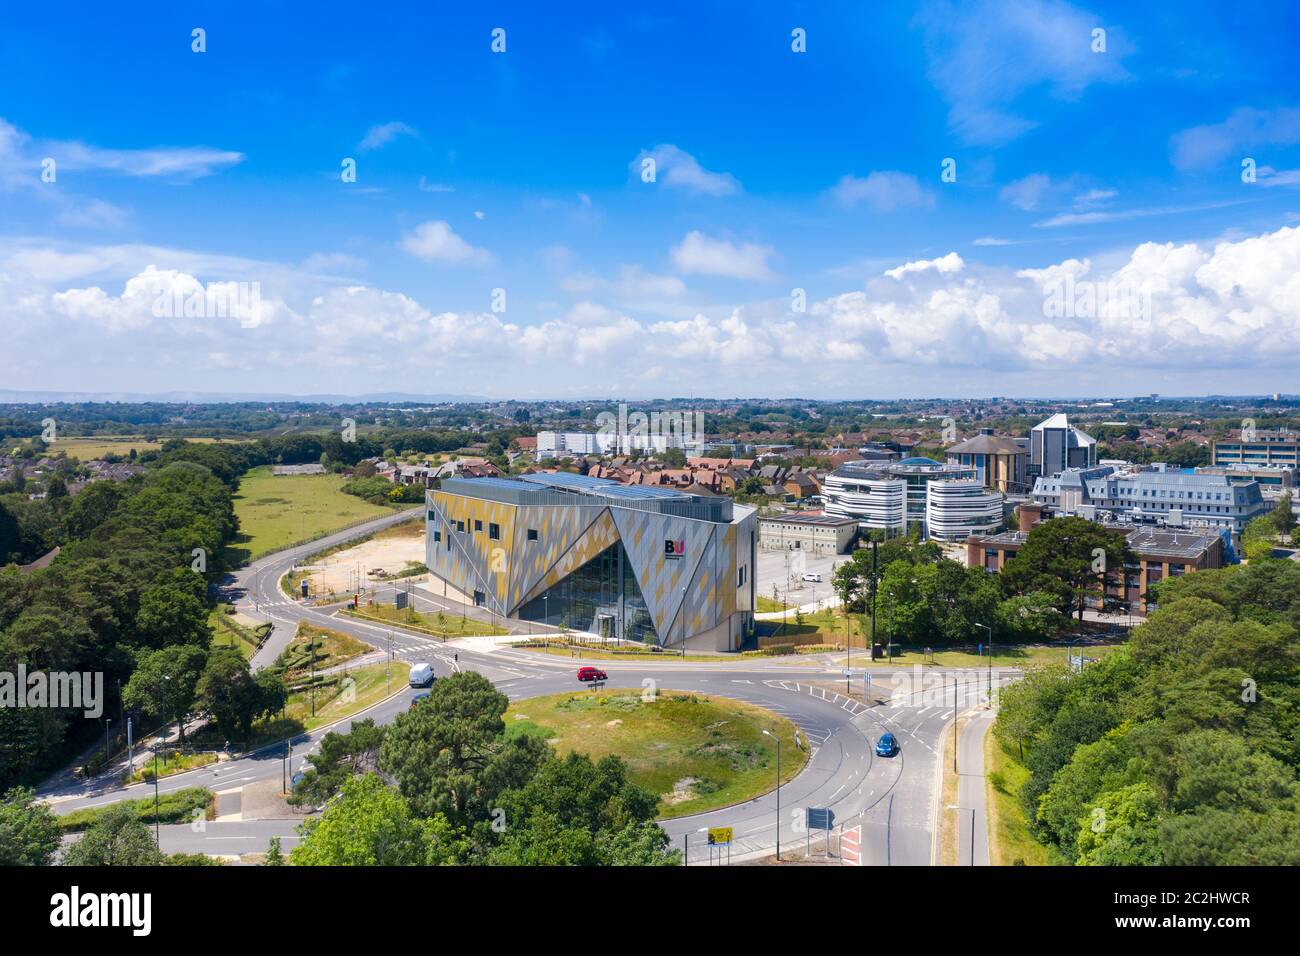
3 0 1300 398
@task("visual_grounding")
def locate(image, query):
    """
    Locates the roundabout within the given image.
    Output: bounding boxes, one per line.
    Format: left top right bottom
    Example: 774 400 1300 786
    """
43 510 1002 866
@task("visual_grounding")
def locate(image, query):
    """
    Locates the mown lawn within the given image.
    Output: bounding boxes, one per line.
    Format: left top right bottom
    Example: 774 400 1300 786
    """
228 465 400 562
504 689 809 819
346 605 507 638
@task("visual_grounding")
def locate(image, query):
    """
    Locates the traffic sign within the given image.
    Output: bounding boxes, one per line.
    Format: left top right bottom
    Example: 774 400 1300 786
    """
806 807 834 831
707 826 733 846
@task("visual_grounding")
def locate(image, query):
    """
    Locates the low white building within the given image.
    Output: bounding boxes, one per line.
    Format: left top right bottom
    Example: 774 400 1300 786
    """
758 513 857 555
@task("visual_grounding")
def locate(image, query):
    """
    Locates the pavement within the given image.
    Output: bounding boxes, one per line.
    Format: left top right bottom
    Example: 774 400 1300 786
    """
45 508 1012 866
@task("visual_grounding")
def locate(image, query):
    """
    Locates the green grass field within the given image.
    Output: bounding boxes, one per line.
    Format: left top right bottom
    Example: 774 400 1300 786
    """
228 465 400 563
505 689 810 819
985 734 1053 866
41 435 244 461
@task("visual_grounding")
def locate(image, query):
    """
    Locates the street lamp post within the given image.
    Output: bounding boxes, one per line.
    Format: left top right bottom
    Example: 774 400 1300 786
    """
104 717 112 766
975 622 992 701
763 729 782 862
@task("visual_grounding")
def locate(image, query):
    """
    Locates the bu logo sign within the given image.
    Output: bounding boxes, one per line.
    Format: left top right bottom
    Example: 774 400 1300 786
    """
664 539 685 559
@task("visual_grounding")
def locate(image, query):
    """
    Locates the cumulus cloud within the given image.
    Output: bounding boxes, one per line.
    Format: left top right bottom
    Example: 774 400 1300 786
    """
399 221 494 266
630 145 740 196
670 231 774 280
830 172 934 212
10 225 1300 395
885 252 965 279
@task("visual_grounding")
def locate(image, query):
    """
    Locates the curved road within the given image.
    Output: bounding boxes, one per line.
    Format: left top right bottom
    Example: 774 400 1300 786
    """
47 510 1007 865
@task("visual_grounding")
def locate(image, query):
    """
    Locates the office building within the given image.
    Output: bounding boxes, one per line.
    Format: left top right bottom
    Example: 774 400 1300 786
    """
822 458 997 538
1029 413 1096 478
1212 429 1300 469
945 428 1029 492
1030 463 1270 534
925 479 1006 541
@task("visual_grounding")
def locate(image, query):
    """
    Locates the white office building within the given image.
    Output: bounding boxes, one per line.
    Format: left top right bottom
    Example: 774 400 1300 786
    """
1030 463 1270 534
925 480 1005 541
823 458 993 538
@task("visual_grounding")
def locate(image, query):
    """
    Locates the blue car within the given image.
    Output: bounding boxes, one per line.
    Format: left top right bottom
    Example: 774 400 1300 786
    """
875 733 899 757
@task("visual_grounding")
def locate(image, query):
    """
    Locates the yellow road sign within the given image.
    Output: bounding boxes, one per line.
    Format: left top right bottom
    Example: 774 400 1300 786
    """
707 826 733 845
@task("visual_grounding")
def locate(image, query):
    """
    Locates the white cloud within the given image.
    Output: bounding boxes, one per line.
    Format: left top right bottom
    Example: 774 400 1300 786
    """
1171 107 1300 172
399 221 493 266
631 145 740 196
52 142 244 179
417 177 454 193
885 252 965 279
670 231 774 280
830 172 934 212
1000 173 1054 211
11 225 1300 396
358 121 417 152
915 0 1132 146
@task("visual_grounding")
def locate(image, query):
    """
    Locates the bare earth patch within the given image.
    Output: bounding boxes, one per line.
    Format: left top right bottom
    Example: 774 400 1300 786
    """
301 531 426 594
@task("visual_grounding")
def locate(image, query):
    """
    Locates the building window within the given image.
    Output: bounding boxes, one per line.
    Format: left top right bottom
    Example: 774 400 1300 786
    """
489 522 500 540
474 519 483 532
527 528 538 541
432 530 442 543
737 565 747 587
456 520 465 533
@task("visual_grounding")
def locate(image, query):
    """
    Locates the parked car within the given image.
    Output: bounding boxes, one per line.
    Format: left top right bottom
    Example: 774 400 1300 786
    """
802 572 822 583
875 732 899 757
408 662 436 688
577 666 607 682
409 691 431 710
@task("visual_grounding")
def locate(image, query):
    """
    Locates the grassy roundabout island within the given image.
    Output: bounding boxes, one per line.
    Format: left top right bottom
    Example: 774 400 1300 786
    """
504 689 810 818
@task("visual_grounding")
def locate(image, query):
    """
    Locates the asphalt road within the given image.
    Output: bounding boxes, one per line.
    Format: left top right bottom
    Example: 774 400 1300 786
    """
46 509 1006 865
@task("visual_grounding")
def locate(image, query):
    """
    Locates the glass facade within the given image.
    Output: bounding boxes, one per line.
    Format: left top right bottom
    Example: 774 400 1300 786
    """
517 541 658 644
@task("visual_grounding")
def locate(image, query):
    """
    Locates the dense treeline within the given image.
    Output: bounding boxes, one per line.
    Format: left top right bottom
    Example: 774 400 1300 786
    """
0 459 238 788
994 558 1300 865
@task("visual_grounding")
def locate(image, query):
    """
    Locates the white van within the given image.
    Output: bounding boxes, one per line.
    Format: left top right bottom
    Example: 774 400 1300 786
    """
408 662 436 688
802 572 822 583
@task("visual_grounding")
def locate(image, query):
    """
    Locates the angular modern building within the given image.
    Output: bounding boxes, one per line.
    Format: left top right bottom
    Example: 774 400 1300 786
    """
1029 413 1096 479
425 473 756 651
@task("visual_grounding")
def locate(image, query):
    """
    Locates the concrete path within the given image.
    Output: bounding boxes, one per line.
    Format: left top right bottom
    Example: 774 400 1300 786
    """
955 710 995 866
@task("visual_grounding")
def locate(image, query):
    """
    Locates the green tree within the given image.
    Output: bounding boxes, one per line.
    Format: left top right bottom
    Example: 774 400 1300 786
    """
264 836 283 866
1000 517 1130 621
195 647 273 742
122 644 208 742
379 671 547 824
0 787 61 865
61 803 165 866
290 774 465 866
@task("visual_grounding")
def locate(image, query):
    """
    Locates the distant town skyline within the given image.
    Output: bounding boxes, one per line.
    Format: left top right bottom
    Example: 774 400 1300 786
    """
4 1 1300 398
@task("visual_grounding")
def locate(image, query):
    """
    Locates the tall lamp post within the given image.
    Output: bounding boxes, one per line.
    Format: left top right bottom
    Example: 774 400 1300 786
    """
974 622 992 701
763 729 782 862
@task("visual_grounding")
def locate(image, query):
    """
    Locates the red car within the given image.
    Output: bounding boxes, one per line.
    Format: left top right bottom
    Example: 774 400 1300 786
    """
577 666 607 682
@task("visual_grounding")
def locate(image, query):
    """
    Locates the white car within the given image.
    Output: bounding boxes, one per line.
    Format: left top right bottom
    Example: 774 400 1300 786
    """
802 572 822 583
408 662 436 688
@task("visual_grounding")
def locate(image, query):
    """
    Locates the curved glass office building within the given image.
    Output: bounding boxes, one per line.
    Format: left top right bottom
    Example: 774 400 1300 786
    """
426 472 757 651
823 457 1000 539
